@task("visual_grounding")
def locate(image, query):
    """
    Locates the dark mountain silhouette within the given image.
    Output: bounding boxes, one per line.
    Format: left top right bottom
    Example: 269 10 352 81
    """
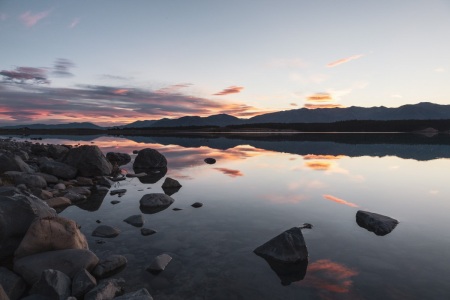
1 122 104 130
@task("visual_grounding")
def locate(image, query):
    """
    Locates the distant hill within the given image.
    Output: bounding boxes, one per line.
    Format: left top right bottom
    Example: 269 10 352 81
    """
125 114 245 128
1 122 105 130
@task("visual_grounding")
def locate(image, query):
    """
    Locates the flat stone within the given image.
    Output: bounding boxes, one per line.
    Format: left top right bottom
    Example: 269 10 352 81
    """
123 214 144 227
125 172 147 178
140 228 157 236
139 193 174 214
72 269 97 299
146 254 172 272
92 225 120 238
92 255 128 279
44 197 71 209
111 200 120 205
110 189 127 196
191 202 203 208
114 288 153 300
356 210 399 236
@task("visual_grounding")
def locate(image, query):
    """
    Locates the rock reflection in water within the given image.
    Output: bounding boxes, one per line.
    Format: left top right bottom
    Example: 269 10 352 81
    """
75 190 108 212
133 167 167 184
263 258 308 286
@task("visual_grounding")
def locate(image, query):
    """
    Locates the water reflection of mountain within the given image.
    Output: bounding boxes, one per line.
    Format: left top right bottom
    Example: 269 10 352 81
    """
122 133 450 161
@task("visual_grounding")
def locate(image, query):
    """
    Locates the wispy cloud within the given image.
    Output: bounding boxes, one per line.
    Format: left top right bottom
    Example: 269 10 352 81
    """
0 67 49 84
69 17 80 29
327 54 363 68
213 86 244 96
290 103 298 107
306 93 333 102
323 194 358 208
52 58 75 77
19 10 51 27
213 167 243 177
305 161 332 171
304 103 344 109
390 94 403 99
100 74 134 81
155 83 192 95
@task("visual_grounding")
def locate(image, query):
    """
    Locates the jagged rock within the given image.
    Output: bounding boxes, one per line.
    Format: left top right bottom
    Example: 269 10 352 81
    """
35 173 59 184
254 227 308 263
29 269 71 300
106 152 131 166
14 216 88 259
0 267 26 300
161 177 182 189
62 146 112 177
84 278 125 300
0 152 33 173
356 210 399 236
92 255 128 279
114 288 153 300
14 249 99 285
123 215 144 227
191 202 203 208
204 158 216 164
92 226 120 238
71 269 97 299
140 228 157 236
39 160 77 180
133 148 167 169
44 197 71 209
147 254 172 272
2 172 46 189
139 193 174 214
0 194 56 259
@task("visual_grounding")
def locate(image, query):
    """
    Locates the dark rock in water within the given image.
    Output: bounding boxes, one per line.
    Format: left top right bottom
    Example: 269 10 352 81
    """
110 189 126 196
204 158 216 164
114 288 153 300
96 220 101 223
3 171 46 189
39 160 77 180
111 200 120 205
92 255 128 279
356 210 399 236
172 208 182 211
29 269 71 300
84 278 125 300
254 227 308 263
62 145 112 177
106 152 131 166
132 150 139 154
262 258 308 286
146 254 172 273
133 167 167 184
140 228 157 236
162 186 181 196
96 176 113 188
133 148 167 169
139 193 174 214
161 177 182 189
125 172 147 178
14 249 99 285
72 269 97 299
0 267 27 300
0 152 33 173
92 225 120 238
110 176 126 182
123 214 144 227
301 223 313 229
191 202 203 208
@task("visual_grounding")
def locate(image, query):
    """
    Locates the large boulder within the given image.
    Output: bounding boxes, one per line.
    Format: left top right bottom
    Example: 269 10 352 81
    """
39 160 77 180
0 194 56 259
356 210 399 236
47 144 69 160
0 267 27 300
14 249 99 285
14 216 88 259
139 193 174 214
62 146 112 177
29 269 71 300
106 152 131 166
133 149 167 169
254 227 308 263
0 152 33 173
2 172 46 189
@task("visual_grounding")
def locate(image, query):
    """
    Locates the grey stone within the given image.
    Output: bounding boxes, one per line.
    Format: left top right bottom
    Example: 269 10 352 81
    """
110 200 120 205
35 173 59 184
0 186 20 197
140 228 157 236
96 176 113 188
254 227 308 263
123 215 144 227
161 177 182 189
133 148 167 169
14 249 99 285
71 269 97 299
92 226 120 238
3 172 46 189
29 269 71 300
0 152 33 173
39 160 77 180
62 146 112 177
0 267 26 300
76 177 94 186
62 192 86 203
84 278 125 300
110 189 126 196
191 202 203 208
44 197 71 209
146 254 172 272
66 186 91 197
139 193 174 214
92 255 127 279
106 152 131 166
356 210 399 236
53 183 66 190
47 144 69 160
114 288 153 300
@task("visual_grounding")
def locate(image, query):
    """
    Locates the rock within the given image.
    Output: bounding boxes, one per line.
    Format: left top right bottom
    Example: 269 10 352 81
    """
132 150 139 154
139 193 174 214
114 288 153 300
356 210 399 236
133 148 167 169
0 186 20 197
35 173 59 184
123 215 144 227
0 284 9 300
254 227 308 263
133 167 167 184
0 152 33 173
140 228 157 236
92 255 128 279
84 278 125 300
172 208 182 211
62 192 86 203
71 269 97 299
47 144 69 160
66 186 91 197
191 202 203 208
125 172 146 178
62 146 112 177
14 249 99 285
29 269 71 300
44 197 71 209
39 160 77 180
110 189 126 196
0 194 56 259
14 216 88 259
147 254 172 272
262 258 308 286
106 152 131 166
53 183 66 190
2 172 46 189
76 177 94 186
161 177 182 189
110 200 120 205
96 176 113 188
0 267 27 300
30 189 53 200
92 226 120 238
204 158 216 164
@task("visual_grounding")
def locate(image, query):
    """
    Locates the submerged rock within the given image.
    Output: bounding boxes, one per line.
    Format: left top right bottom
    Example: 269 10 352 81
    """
123 214 144 227
147 254 172 273
139 193 174 214
92 225 120 238
140 228 157 236
84 278 125 300
92 255 128 279
254 227 308 263
356 210 399 236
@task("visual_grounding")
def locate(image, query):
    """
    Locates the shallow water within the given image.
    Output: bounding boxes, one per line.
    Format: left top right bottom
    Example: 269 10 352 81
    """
7 134 450 299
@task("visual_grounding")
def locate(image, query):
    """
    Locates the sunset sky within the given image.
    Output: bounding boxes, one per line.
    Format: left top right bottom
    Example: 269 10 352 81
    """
1 0 449 126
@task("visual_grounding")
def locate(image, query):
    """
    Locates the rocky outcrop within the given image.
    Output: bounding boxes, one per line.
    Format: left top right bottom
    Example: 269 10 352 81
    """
62 146 112 177
92 255 128 279
29 269 71 300
106 152 131 166
139 193 174 214
356 210 399 236
133 148 167 169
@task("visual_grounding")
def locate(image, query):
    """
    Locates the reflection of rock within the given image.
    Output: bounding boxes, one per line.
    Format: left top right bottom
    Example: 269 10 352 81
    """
139 193 174 214
356 210 399 236
106 152 131 166
161 177 182 196
204 158 216 164
162 186 181 196
75 190 108 212
133 167 167 184
254 227 308 263
263 258 308 286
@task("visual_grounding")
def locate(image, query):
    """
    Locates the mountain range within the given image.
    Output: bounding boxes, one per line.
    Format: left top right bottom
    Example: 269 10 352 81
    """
2 102 450 129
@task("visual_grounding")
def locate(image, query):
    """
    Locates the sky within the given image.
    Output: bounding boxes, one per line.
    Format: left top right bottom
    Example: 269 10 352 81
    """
0 0 449 126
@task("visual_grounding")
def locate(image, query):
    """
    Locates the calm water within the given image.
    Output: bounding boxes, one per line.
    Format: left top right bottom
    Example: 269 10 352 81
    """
8 134 450 299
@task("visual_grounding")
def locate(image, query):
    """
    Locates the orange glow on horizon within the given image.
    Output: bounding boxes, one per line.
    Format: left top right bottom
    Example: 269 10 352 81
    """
305 161 332 171
303 155 345 160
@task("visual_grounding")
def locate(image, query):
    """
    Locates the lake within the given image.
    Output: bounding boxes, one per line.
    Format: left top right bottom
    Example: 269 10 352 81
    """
7 133 450 300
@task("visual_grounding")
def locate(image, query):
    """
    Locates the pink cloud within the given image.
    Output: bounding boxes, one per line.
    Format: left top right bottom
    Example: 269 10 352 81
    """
213 168 243 177
19 11 51 27
327 54 363 68
69 18 80 29
323 194 358 208
213 86 244 96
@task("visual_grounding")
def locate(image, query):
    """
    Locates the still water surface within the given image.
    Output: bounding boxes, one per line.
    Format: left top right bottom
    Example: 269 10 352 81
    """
12 134 450 299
